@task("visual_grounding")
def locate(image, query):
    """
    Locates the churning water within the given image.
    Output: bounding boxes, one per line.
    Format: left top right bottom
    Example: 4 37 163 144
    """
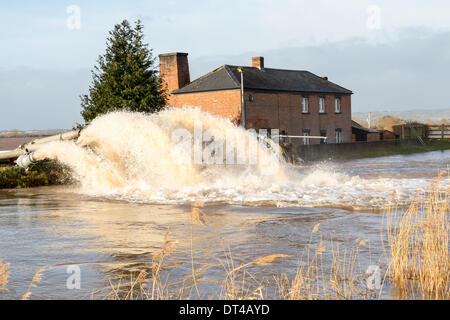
0 108 449 299
32 108 448 209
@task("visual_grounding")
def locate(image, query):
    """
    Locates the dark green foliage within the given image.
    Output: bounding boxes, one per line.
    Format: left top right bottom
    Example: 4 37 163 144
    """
0 161 72 189
80 19 166 123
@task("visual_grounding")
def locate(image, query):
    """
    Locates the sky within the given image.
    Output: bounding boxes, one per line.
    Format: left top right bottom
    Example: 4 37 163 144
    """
0 0 449 130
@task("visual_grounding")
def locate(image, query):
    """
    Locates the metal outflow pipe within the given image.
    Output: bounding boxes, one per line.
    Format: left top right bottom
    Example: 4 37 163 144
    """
16 152 37 169
0 129 82 168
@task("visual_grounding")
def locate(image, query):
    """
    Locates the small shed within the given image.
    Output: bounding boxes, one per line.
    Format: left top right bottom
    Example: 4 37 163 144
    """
351 120 380 142
392 123 428 140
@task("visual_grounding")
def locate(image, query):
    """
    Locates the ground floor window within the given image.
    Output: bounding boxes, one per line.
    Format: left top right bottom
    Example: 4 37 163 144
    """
320 130 327 144
260 128 272 139
280 130 288 144
302 129 310 145
335 128 343 144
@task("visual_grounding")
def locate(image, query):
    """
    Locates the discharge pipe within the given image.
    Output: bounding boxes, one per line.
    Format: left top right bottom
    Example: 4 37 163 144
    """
16 152 37 169
0 129 82 166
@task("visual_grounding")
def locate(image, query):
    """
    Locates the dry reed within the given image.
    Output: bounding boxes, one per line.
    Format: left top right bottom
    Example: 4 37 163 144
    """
219 245 288 300
5 174 449 300
0 259 10 290
21 266 47 300
276 227 377 300
384 171 449 299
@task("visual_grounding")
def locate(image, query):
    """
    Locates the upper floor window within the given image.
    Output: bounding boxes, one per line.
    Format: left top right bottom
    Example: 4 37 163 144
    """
302 96 309 113
335 97 341 113
319 97 326 113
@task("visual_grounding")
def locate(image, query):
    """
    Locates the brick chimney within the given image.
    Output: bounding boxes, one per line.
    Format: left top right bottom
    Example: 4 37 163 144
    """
159 52 190 94
252 56 264 69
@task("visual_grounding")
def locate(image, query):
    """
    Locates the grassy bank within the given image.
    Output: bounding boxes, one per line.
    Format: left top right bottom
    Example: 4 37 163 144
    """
297 139 450 162
341 139 450 159
0 161 71 189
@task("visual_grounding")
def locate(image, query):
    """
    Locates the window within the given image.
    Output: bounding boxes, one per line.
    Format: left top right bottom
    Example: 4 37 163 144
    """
260 128 272 138
334 97 341 113
280 130 288 145
319 97 326 113
320 130 327 144
302 129 310 145
302 96 309 113
335 128 343 144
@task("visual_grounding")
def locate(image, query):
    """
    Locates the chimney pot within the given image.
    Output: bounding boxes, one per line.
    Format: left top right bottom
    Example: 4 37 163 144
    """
252 56 264 69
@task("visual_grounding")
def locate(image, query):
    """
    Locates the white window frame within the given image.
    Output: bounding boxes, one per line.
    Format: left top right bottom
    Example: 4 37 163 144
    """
319 97 325 113
302 129 310 145
335 128 343 144
334 97 341 113
302 96 309 113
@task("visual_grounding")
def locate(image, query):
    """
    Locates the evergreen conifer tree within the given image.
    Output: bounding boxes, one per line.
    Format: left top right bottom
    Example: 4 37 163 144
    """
80 20 166 123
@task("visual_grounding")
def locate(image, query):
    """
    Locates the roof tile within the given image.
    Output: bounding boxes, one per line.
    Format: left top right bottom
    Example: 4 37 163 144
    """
173 65 352 95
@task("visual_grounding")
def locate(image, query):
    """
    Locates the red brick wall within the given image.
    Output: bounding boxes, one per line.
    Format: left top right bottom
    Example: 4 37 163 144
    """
381 130 395 140
170 89 352 144
170 90 242 123
367 132 381 141
159 53 190 105
245 91 352 144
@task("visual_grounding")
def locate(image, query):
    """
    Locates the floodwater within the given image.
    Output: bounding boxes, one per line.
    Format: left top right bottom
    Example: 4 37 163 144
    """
0 137 36 151
0 150 448 299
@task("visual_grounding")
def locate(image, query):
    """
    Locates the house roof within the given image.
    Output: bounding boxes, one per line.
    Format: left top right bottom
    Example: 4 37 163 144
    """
351 120 379 133
173 65 353 95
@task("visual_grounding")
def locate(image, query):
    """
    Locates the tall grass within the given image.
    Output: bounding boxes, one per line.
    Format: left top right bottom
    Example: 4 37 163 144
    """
21 266 47 300
0 259 10 290
97 174 448 300
93 228 175 300
3 174 449 300
384 171 449 299
276 224 381 300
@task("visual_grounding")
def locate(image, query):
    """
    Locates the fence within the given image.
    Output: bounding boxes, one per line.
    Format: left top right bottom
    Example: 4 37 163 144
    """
427 125 450 139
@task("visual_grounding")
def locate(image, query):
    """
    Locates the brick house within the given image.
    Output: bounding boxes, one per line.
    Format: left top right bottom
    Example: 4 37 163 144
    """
159 52 353 144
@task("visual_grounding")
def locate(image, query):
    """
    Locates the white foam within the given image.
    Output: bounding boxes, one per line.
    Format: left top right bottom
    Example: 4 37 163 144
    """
34 108 449 209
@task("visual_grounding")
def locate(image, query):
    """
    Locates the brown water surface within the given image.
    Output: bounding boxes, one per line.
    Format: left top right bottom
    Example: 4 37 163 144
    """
0 150 448 299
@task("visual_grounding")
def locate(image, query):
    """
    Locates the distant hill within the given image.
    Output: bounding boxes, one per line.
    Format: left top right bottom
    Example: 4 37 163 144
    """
0 129 70 138
353 109 450 125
